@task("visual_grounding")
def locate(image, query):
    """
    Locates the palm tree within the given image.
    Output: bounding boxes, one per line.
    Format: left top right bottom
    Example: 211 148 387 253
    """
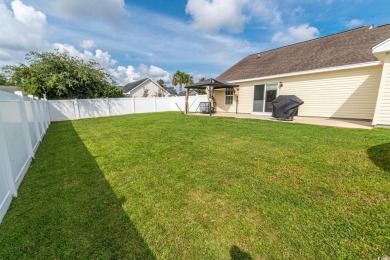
184 74 194 87
172 71 195 93
172 70 186 93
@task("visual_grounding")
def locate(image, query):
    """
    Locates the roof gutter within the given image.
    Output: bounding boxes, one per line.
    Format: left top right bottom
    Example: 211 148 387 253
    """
226 61 382 84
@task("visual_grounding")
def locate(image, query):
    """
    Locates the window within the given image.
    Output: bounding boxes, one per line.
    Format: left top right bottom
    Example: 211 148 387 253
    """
225 88 233 105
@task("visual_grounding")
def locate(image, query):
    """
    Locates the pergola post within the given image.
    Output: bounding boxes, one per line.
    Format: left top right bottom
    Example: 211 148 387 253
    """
235 87 239 114
185 88 189 114
208 86 212 116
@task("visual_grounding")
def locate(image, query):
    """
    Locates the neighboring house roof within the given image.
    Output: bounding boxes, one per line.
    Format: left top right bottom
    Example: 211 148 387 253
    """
123 78 149 93
218 24 390 82
164 87 177 95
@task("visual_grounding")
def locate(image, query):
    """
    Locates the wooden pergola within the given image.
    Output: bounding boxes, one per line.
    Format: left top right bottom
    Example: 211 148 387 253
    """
185 78 239 116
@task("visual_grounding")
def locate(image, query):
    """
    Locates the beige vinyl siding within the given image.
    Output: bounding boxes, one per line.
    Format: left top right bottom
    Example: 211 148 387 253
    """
218 65 383 119
373 53 390 125
214 89 237 113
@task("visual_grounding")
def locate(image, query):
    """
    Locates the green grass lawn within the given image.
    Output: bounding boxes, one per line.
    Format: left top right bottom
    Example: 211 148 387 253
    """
0 112 389 259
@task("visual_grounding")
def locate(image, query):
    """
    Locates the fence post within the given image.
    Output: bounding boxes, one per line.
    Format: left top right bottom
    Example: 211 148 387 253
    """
0 113 18 196
74 99 81 119
154 96 157 112
34 97 45 136
28 95 42 143
43 94 50 127
14 91 34 159
107 98 111 116
132 96 135 114
40 97 49 132
40 99 48 132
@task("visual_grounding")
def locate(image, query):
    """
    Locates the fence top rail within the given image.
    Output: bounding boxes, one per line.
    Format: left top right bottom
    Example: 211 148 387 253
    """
47 95 208 102
0 91 20 101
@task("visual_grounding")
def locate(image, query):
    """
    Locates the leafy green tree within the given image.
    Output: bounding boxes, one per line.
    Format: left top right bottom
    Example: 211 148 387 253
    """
4 50 124 99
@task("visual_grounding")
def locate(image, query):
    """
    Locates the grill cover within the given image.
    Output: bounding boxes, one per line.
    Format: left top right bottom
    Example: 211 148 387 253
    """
271 95 304 120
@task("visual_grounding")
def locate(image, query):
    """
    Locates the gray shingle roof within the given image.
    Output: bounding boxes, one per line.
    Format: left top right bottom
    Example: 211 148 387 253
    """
217 24 390 82
122 78 149 93
164 87 177 95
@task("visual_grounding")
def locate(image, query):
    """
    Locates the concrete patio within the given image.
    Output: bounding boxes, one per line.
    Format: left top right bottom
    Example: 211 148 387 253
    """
190 112 373 129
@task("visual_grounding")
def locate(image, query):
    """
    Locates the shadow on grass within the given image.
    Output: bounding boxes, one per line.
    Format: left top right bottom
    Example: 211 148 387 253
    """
230 245 253 260
0 121 155 259
367 143 390 173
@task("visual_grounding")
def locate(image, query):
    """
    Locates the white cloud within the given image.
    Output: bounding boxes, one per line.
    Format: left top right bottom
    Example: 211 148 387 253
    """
185 0 281 33
0 0 49 61
272 24 319 44
52 43 118 68
51 43 171 85
185 0 248 33
346 19 363 29
80 40 95 50
109 65 139 85
140 64 170 82
247 0 282 25
47 0 127 23
109 64 170 85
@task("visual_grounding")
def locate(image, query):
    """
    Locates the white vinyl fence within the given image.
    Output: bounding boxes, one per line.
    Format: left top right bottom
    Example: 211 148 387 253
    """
0 91 50 223
0 94 204 223
48 95 208 121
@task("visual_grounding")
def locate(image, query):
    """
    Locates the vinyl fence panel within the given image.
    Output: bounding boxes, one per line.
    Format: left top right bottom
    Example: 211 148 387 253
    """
0 91 50 224
109 98 134 115
48 95 208 121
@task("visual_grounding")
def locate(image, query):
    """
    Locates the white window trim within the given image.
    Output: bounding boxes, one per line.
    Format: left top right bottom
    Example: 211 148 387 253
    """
225 88 234 105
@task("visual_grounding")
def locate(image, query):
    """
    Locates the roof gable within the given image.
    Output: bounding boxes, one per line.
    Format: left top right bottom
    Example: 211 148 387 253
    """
373 37 390 61
123 78 149 93
218 24 390 82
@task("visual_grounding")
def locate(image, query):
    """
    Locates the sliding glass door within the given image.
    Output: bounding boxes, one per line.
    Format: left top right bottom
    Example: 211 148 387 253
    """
253 84 265 112
253 83 279 113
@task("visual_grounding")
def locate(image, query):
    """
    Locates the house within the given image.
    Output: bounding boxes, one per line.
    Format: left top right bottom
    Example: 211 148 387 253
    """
215 24 390 127
123 78 171 97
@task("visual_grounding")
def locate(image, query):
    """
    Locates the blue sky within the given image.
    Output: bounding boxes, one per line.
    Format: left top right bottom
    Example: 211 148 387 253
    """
0 0 389 86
